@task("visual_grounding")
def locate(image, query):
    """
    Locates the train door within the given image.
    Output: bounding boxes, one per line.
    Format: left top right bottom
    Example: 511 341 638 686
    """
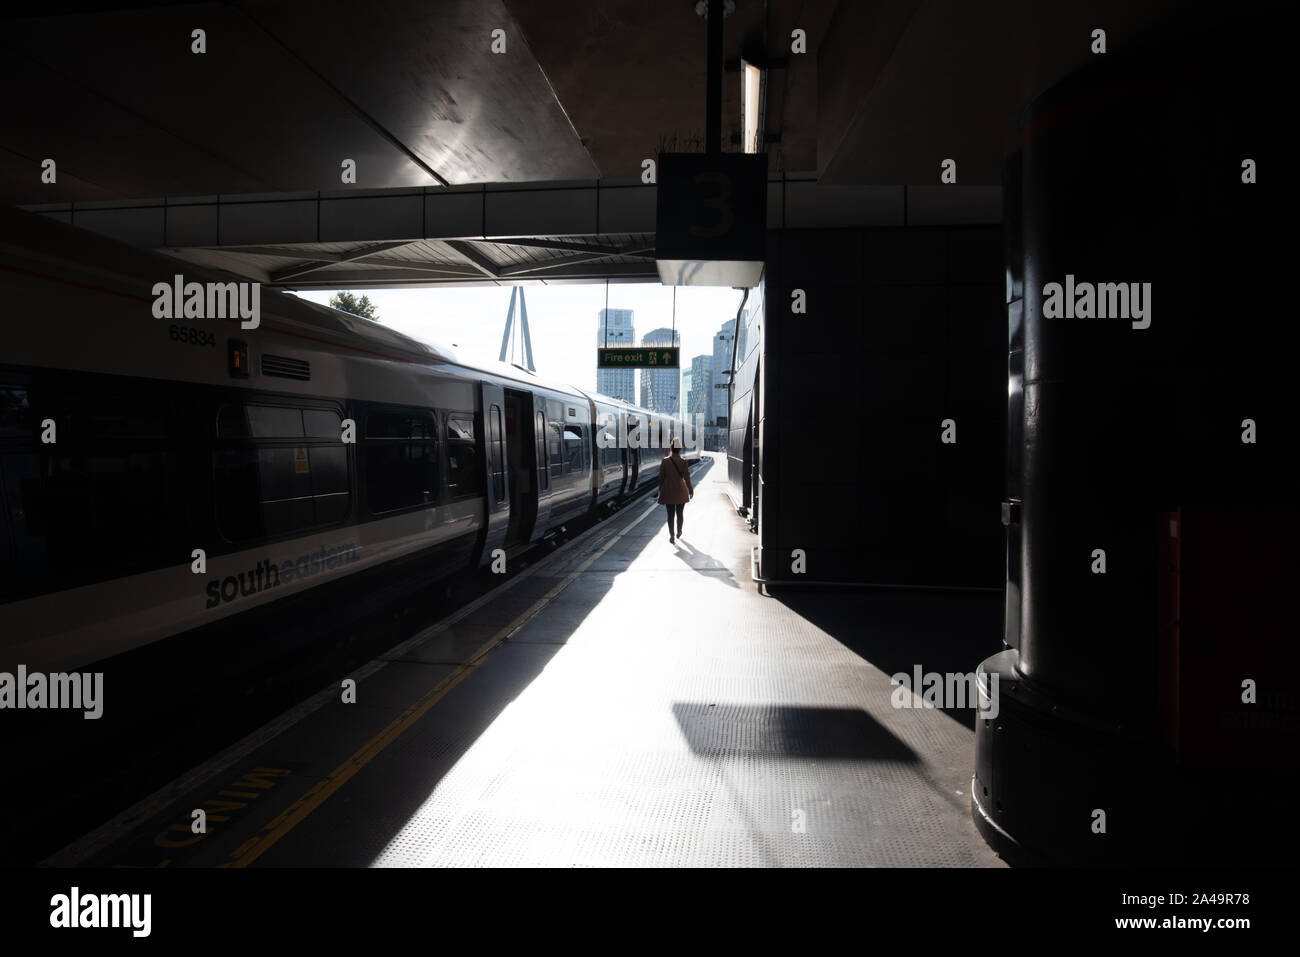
503 388 538 547
477 383 510 567
624 408 634 494
626 414 640 488
532 398 553 533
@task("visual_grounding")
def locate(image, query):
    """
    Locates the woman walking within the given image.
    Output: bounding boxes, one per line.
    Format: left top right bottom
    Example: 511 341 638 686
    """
658 437 693 543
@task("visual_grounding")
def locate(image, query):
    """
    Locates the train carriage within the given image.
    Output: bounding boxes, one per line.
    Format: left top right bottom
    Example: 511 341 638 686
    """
0 206 684 673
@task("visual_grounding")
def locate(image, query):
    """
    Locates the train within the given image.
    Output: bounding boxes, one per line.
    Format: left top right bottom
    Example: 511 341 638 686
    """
0 205 698 674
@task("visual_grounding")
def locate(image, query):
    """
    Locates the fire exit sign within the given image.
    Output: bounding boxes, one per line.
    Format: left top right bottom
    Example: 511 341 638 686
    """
597 347 680 368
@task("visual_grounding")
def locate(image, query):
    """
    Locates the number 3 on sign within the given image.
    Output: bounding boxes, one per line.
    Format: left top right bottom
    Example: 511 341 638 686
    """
689 172 733 238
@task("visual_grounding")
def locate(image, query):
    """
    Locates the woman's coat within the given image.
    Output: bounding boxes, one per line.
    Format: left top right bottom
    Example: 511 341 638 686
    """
657 453 693 505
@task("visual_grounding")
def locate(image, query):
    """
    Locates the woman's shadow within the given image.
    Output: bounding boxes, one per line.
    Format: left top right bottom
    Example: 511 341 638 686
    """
670 539 740 589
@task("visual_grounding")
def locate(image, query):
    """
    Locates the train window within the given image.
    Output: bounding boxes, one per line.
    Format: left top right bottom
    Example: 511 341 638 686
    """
366 410 435 441
535 410 548 491
247 405 304 438
218 403 338 440
600 424 620 468
0 387 31 438
489 405 506 502
254 446 313 504
303 408 343 439
41 447 182 560
215 444 351 538
19 384 192 592
363 409 438 514
213 447 261 541
309 445 350 523
75 407 172 441
548 422 563 479
216 404 246 437
564 426 585 472
215 400 352 542
445 413 480 499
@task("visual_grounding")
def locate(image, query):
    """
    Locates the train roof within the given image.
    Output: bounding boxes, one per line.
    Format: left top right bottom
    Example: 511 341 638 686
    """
452 357 590 399
571 387 669 420
573 387 629 408
0 205 460 364
0 205 671 416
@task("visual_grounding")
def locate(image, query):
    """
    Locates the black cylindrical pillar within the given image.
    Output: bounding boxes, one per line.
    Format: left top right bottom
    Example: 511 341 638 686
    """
974 10 1294 864
1017 19 1285 721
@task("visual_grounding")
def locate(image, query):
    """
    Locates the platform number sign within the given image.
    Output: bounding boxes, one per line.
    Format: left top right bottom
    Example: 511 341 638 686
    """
655 152 767 287
689 171 734 238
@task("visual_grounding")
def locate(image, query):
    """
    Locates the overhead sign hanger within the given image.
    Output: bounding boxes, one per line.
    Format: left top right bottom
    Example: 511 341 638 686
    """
655 0 766 288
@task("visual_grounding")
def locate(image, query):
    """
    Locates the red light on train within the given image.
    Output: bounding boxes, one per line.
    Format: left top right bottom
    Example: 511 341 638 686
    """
229 339 249 378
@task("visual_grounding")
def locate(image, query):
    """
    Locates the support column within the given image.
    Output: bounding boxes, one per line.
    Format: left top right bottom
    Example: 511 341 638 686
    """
974 13 1295 865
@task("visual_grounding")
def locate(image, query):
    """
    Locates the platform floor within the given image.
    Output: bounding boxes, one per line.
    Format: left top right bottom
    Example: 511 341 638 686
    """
55 453 1005 868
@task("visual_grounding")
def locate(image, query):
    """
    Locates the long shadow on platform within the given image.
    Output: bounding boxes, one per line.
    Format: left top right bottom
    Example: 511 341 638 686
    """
671 540 741 587
671 702 918 761
768 589 1004 730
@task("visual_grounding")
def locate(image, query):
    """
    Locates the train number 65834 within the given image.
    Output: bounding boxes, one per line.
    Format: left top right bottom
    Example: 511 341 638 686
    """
169 324 216 347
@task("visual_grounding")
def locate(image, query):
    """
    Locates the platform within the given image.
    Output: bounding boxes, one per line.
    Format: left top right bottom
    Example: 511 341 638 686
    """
50 452 1004 868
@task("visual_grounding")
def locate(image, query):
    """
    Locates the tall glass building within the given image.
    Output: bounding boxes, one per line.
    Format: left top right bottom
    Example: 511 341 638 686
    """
687 354 713 420
711 317 737 423
639 326 681 413
595 308 635 401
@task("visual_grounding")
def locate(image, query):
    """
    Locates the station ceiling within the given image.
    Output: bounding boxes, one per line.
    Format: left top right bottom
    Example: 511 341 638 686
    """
3 0 1216 286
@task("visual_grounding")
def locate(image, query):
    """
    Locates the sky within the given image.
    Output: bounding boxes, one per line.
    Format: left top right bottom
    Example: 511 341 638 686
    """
291 283 746 401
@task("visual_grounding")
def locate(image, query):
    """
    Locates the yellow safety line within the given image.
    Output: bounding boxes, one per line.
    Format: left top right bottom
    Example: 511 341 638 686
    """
221 501 654 868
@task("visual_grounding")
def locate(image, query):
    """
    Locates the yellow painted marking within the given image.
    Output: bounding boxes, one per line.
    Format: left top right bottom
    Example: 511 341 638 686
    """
154 826 203 849
229 768 292 789
205 800 249 812
220 502 653 868
109 858 172 868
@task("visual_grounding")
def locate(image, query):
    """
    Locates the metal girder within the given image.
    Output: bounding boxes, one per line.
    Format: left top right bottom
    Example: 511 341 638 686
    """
268 240 417 281
494 237 641 256
25 177 1000 290
499 246 656 278
191 244 345 260
331 256 480 276
265 262 484 287
445 240 502 278
274 261 660 289
22 180 658 248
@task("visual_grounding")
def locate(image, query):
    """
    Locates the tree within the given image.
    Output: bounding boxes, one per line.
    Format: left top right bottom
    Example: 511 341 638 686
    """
328 291 378 320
